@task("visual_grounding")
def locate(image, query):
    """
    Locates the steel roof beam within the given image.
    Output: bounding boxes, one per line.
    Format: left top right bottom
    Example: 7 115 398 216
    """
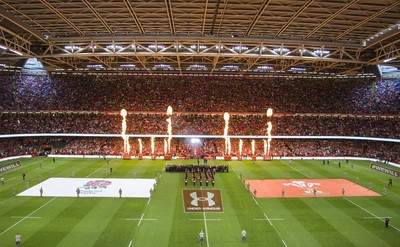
40 0 83 36
275 0 314 37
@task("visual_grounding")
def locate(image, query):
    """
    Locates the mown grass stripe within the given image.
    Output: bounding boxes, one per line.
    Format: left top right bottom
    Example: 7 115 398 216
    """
0 197 55 237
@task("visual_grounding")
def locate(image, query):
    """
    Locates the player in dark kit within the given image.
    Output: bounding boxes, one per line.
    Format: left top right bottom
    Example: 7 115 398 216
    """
185 178 188 186
385 217 390 229
388 178 393 187
211 178 215 187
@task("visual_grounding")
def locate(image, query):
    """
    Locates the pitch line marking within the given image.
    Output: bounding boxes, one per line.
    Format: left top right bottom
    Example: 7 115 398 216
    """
254 218 284 221
137 213 145 226
86 162 110 178
125 218 158 221
11 216 42 219
190 218 221 221
282 240 288 247
282 161 310 178
344 197 400 232
263 213 273 226
363 217 392 219
0 197 56 237
128 240 132 247
203 212 210 247
252 196 259 205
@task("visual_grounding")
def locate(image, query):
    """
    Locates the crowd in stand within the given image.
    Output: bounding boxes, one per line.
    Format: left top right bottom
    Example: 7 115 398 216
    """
0 75 399 114
0 137 398 164
0 75 399 163
0 113 399 139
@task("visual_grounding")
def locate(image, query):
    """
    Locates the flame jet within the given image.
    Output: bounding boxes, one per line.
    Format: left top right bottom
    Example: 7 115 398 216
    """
266 108 273 156
138 138 143 155
120 109 130 154
151 137 155 155
223 112 231 155
239 139 243 157
166 106 173 154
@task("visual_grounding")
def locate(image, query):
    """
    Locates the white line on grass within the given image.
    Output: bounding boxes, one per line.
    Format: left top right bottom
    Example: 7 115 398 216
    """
254 218 284 221
86 162 110 178
0 197 56 237
363 217 392 219
281 161 310 178
344 197 400 232
125 218 157 221
137 213 144 226
203 212 210 247
252 196 259 205
282 240 288 247
11 216 42 219
189 219 221 221
7 177 16 181
128 240 132 247
147 197 151 205
263 213 273 226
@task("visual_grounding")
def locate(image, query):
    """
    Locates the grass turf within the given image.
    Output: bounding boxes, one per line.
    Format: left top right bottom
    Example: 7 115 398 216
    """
0 158 399 247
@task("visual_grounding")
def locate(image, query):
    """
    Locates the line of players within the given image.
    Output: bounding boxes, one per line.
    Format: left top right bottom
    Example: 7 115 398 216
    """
184 167 215 187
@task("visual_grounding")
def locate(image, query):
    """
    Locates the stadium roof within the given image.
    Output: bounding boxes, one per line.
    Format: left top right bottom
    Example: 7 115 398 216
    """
0 0 399 77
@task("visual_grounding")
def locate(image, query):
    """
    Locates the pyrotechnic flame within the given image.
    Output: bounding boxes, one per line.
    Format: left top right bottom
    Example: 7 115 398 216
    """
120 109 130 154
267 121 272 155
251 140 255 156
223 112 230 155
151 137 155 155
138 138 143 155
263 139 267 156
166 106 173 154
239 139 243 157
164 139 168 155
167 106 173 116
267 108 273 118
223 112 230 121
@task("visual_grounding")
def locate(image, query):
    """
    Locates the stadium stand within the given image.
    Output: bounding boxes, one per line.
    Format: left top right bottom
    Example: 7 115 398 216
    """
0 75 399 163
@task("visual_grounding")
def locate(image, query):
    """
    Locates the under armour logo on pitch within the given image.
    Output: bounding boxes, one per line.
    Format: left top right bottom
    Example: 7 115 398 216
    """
190 192 215 206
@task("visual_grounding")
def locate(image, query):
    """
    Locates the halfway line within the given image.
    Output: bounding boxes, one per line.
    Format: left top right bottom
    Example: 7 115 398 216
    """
203 212 210 247
125 218 158 221
281 161 310 178
86 161 111 178
344 197 400 232
137 213 144 226
11 216 42 219
363 216 392 219
252 196 259 205
254 218 284 221
263 213 273 226
0 197 56 237
190 219 221 221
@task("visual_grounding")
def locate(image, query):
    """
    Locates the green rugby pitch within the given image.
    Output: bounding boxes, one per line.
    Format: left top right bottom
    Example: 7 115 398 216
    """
0 158 399 247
